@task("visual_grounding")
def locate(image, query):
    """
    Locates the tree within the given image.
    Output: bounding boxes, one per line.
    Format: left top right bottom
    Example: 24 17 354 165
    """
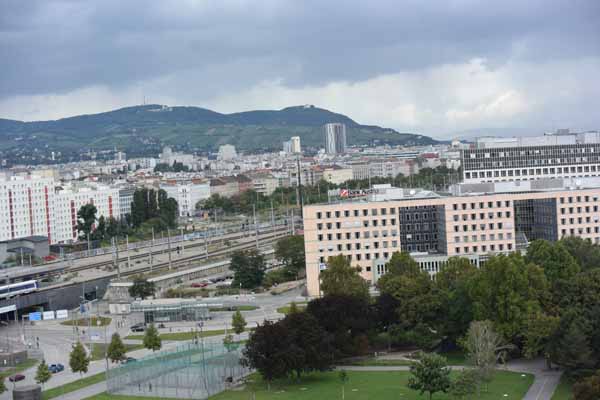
76 203 97 239
35 360 52 386
69 341 90 375
230 249 266 289
378 259 440 334
461 321 501 396
288 301 299 314
467 253 548 342
223 334 236 352
526 239 580 284
0 378 5 394
523 311 559 367
386 251 422 277
129 277 155 299
232 310 247 338
407 352 452 400
573 370 600 400
242 320 292 390
449 368 477 400
550 311 595 373
106 216 119 238
93 215 107 241
306 294 372 357
282 310 334 380
561 236 600 271
339 369 349 400
320 255 369 299
107 333 127 363
435 257 478 343
275 235 305 279
143 324 162 352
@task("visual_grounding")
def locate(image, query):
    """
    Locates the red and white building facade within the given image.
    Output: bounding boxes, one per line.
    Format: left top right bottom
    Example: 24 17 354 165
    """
0 172 120 244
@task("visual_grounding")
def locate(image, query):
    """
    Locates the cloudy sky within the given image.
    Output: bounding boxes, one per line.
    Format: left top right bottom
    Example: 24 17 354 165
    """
1 0 599 138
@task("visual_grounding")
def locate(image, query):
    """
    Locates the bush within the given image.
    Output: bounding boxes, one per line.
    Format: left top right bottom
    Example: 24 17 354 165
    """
262 269 293 289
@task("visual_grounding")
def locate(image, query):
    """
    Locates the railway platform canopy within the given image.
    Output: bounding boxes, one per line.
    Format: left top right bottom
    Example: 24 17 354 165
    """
131 298 211 323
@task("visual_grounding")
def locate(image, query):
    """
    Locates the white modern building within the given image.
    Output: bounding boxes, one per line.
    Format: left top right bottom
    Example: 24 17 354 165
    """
217 145 237 161
160 180 210 217
462 131 600 184
324 123 347 154
291 136 301 153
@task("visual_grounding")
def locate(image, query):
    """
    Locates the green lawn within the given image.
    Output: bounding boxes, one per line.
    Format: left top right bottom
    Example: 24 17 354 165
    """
0 358 38 379
126 328 252 341
208 370 533 400
61 316 112 327
276 302 307 315
89 343 144 361
551 374 572 400
42 371 106 400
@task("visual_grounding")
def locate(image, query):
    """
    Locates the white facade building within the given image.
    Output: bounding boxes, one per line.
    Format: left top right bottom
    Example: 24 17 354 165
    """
324 123 347 154
217 145 237 161
462 131 600 184
291 136 301 153
160 180 210 217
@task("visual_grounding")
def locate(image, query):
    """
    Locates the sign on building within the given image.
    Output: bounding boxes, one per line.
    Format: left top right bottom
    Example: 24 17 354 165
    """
56 310 68 319
42 311 55 320
29 312 42 321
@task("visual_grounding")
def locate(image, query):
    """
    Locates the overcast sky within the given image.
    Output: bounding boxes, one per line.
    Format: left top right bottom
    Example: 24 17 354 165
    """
1 0 599 138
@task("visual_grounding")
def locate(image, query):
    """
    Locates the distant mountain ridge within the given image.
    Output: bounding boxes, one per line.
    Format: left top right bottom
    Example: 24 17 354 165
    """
0 104 437 155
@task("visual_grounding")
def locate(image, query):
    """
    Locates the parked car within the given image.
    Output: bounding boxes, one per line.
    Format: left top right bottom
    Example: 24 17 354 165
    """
9 374 25 382
49 363 64 373
191 282 208 288
130 323 146 332
122 357 137 364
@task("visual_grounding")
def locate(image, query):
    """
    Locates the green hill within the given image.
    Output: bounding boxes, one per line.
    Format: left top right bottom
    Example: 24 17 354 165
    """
0 104 437 154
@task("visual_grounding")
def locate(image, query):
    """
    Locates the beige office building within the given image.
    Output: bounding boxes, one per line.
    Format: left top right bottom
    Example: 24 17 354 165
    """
303 179 600 297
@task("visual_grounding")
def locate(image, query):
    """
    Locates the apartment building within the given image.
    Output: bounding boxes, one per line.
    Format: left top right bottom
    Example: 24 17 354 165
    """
53 183 121 243
462 131 600 184
0 172 131 244
0 172 55 242
160 179 210 217
303 178 600 296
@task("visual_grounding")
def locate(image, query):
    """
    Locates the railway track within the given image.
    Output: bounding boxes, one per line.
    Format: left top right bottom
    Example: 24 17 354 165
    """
35 227 290 292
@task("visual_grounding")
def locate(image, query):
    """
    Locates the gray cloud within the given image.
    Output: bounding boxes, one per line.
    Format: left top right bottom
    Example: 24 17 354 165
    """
0 0 599 136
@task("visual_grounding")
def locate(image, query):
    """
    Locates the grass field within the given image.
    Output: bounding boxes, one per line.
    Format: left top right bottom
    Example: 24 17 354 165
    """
276 302 307 315
208 370 533 400
61 317 112 327
0 358 38 379
42 371 106 400
551 374 573 400
126 328 252 341
89 343 144 361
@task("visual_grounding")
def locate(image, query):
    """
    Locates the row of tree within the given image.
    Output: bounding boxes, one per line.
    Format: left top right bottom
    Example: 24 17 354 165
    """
197 166 459 214
75 187 178 243
130 188 178 229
